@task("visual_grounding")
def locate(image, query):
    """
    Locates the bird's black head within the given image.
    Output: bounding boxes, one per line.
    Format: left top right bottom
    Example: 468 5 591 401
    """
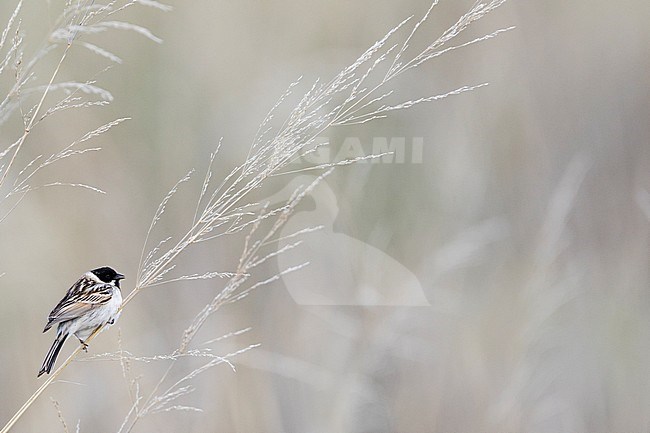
91 266 125 287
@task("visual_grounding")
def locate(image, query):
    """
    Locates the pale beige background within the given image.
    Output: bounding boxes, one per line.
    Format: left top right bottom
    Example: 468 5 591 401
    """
1 1 649 432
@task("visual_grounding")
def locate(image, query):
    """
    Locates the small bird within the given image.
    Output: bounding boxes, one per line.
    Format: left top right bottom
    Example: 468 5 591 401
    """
38 266 124 377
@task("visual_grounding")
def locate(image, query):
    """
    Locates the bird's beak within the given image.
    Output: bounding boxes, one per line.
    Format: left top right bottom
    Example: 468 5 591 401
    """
115 273 125 280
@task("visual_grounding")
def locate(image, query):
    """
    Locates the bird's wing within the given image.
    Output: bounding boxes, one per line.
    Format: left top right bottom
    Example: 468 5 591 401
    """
43 282 114 331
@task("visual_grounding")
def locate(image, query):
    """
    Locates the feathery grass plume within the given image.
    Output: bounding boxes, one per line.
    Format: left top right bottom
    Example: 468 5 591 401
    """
0 0 168 224
111 1 512 428
0 1 511 431
132 0 513 299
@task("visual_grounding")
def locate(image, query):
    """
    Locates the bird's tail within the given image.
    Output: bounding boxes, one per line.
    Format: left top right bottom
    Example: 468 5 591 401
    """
38 333 68 377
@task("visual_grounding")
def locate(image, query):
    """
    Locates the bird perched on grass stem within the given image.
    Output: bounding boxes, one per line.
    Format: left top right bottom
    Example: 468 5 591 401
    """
38 266 124 377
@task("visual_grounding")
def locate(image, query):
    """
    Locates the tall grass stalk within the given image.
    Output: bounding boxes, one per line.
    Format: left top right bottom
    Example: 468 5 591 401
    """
0 0 168 223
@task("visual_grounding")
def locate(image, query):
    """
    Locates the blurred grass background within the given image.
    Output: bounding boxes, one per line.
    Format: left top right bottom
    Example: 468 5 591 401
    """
1 0 650 432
